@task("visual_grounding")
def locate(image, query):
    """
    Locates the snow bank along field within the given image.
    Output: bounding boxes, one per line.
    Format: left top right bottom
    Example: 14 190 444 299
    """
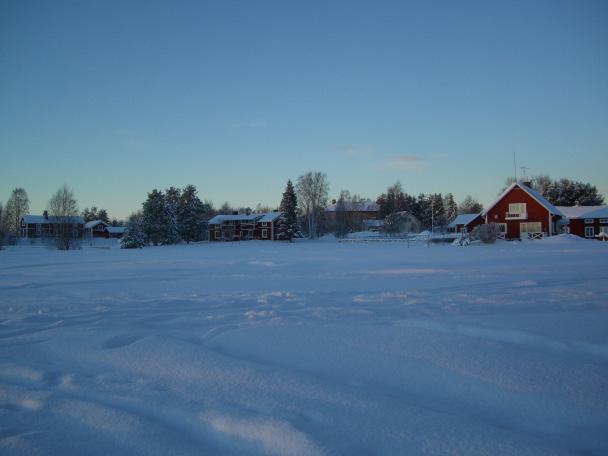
1 237 607 455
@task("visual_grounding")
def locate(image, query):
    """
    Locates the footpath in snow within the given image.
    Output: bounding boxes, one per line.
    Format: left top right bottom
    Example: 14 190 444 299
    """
1 236 607 455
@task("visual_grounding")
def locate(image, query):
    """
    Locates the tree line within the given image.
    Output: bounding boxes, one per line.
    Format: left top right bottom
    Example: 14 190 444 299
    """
1 173 604 249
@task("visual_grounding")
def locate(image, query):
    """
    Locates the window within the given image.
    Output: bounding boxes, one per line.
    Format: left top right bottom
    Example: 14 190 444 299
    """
599 219 608 224
215 230 220 239
36 224 41 235
262 229 268 239
496 223 507 233
520 222 542 234
584 219 594 224
600 227 608 235
262 222 268 227
585 226 594 237
509 203 526 214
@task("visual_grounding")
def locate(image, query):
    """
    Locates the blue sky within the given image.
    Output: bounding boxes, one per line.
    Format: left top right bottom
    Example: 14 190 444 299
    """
1 0 607 219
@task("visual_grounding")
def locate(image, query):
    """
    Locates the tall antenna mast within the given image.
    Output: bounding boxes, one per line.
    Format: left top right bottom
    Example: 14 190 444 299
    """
513 151 517 181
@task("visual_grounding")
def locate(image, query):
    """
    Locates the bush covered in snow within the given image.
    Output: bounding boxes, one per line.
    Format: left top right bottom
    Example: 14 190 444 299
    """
474 223 500 244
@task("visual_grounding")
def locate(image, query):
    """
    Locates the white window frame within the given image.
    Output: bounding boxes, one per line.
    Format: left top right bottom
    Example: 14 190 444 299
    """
509 203 526 214
584 219 594 224
599 226 608 235
520 222 541 234
599 219 608 224
262 229 268 239
585 226 594 237
261 222 268 227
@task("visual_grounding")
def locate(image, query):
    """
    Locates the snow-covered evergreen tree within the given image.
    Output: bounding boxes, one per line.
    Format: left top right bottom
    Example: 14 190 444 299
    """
431 193 446 231
279 180 298 239
178 185 208 243
142 190 166 246
121 216 146 249
444 193 458 223
97 209 110 224
544 179 604 206
416 194 432 230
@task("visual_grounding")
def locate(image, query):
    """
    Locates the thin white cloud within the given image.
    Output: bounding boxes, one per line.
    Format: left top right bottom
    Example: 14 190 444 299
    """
385 154 425 171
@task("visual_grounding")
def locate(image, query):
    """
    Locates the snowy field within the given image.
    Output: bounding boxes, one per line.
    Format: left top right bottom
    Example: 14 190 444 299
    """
1 237 607 455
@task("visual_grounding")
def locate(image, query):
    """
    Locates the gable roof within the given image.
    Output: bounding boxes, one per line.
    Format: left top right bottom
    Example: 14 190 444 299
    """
208 212 283 225
23 214 85 224
556 205 608 220
106 226 128 234
85 220 109 229
448 213 481 228
483 182 564 217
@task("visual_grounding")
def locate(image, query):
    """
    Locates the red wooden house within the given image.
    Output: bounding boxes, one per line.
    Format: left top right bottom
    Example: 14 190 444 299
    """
85 220 109 238
208 212 286 241
482 182 563 240
447 213 483 233
20 212 85 239
556 205 608 239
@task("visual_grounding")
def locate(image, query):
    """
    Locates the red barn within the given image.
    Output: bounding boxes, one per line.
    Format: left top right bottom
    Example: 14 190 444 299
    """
208 212 286 241
483 182 563 240
556 205 608 239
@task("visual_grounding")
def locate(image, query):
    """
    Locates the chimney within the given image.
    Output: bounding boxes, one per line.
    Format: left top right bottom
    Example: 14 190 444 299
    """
522 181 532 188
332 199 337 205
43 210 48 219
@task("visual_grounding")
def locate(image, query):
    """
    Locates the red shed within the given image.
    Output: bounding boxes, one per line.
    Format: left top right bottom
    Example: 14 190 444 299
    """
483 182 563 240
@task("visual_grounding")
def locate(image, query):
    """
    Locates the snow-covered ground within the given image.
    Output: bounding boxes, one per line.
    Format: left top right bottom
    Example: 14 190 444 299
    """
1 237 607 455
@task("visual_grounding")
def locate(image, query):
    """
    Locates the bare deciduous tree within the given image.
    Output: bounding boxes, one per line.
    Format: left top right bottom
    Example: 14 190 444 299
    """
5 188 29 235
48 185 79 250
296 171 329 239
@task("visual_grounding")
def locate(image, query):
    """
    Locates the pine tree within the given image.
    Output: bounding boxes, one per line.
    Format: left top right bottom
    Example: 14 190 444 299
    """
97 209 110 224
163 202 180 245
431 193 446 231
178 185 207 244
544 178 604 206
444 193 458 223
121 216 146 249
142 190 166 246
279 180 298 239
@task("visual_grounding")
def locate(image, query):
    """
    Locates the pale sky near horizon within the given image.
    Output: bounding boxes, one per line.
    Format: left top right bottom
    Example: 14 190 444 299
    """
1 0 607 219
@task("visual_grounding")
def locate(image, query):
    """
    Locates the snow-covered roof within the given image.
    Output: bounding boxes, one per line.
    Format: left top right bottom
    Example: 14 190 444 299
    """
556 205 608 220
447 213 481 228
364 219 385 227
258 212 283 222
106 226 127 234
23 215 85 224
208 212 283 225
325 200 379 212
483 182 564 217
85 220 109 229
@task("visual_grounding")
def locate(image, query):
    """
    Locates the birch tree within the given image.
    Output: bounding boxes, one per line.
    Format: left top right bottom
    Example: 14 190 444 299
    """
296 171 329 239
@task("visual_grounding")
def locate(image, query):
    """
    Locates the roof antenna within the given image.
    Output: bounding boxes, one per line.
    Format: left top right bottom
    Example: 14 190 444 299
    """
513 151 517 181
519 166 530 181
